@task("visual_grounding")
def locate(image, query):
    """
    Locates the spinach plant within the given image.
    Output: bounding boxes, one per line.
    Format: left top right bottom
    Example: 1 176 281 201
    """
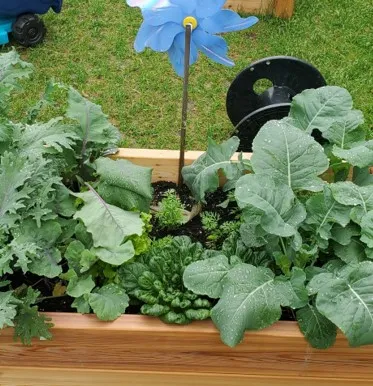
184 86 373 350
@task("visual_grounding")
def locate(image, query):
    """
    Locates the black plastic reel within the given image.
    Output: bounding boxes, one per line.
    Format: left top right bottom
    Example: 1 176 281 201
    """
12 14 46 47
226 56 326 151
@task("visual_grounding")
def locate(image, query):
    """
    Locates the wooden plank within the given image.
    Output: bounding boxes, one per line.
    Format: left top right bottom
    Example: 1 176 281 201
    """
225 0 273 13
113 148 252 183
1 367 373 386
274 0 295 18
2 314 373 382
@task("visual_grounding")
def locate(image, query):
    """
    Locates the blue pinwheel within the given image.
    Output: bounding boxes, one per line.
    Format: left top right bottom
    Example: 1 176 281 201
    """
127 0 258 76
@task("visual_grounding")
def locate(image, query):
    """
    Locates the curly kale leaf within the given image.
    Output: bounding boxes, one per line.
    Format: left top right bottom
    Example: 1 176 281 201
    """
119 236 212 324
13 288 53 345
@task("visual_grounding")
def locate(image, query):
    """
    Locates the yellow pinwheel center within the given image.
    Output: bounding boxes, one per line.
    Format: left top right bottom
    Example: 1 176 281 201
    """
183 16 198 30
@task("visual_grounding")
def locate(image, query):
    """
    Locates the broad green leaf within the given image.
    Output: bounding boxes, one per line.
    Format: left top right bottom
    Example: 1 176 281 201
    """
66 274 95 298
183 255 231 298
50 184 76 218
353 167 373 187
0 49 33 89
211 264 283 347
251 121 329 192
182 137 242 202
333 140 373 168
88 284 129 321
66 88 120 154
0 291 17 328
71 295 91 314
289 86 353 134
65 240 86 273
322 110 365 148
96 157 152 212
235 174 306 237
361 212 373 248
333 238 366 264
74 186 143 249
276 268 309 309
331 182 373 225
0 152 32 220
93 241 135 266
16 118 78 159
316 262 373 346
297 305 337 349
118 261 148 293
306 187 351 240
331 223 360 245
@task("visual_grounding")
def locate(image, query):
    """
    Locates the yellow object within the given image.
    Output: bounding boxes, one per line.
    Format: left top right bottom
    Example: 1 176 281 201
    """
182 16 198 29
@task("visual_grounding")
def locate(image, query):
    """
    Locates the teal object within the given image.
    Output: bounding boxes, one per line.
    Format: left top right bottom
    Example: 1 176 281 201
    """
0 18 15 45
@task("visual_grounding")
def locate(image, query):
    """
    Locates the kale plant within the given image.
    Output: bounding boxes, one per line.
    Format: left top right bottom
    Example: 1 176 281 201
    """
0 51 153 343
184 86 373 350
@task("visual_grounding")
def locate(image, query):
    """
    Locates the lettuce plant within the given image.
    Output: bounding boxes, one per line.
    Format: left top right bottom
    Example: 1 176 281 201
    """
184 86 373 350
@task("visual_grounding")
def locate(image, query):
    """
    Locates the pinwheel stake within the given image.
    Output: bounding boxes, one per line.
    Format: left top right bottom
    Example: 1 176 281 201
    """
126 0 259 185
178 23 192 185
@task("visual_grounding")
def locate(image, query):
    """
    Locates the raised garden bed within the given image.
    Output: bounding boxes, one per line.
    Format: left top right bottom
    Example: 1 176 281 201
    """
2 148 373 386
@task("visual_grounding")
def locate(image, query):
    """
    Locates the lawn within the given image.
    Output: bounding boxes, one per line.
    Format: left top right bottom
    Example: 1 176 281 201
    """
4 0 373 150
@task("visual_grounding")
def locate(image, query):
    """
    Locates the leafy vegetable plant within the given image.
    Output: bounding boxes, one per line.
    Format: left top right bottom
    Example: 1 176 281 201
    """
0 51 152 343
184 85 373 349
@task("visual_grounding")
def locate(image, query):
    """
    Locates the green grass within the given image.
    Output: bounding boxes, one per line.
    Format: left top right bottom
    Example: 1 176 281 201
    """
4 0 373 149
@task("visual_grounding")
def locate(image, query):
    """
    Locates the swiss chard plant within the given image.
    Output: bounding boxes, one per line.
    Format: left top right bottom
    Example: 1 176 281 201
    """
0 50 153 343
183 85 373 349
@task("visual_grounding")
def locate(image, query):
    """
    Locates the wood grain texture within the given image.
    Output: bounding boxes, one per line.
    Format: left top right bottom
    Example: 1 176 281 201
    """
1 367 373 386
2 313 373 383
274 0 295 18
113 148 252 183
225 0 294 17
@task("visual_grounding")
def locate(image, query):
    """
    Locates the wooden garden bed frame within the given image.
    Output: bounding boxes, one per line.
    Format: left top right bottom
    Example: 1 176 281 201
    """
225 0 295 18
1 148 373 386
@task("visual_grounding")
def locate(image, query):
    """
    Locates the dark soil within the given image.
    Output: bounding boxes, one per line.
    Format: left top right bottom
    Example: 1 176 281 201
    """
150 181 237 245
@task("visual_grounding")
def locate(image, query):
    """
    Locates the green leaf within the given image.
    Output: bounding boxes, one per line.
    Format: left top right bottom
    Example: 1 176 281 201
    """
211 264 283 347
66 274 95 298
183 255 231 299
16 118 78 159
93 241 135 266
316 261 373 346
71 295 91 314
96 157 152 212
66 88 120 154
296 305 337 349
333 140 373 168
330 223 361 245
331 182 373 225
289 86 353 134
51 184 76 217
251 121 329 192
74 185 143 249
305 187 351 240
13 220 62 278
0 291 17 328
182 137 242 202
276 268 308 309
333 238 366 264
353 167 373 187
14 306 53 345
88 284 129 321
0 152 32 220
235 174 306 238
361 211 373 248
322 110 365 148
